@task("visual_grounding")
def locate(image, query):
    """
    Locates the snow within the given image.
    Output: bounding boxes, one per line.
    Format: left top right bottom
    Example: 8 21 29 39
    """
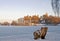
0 26 60 41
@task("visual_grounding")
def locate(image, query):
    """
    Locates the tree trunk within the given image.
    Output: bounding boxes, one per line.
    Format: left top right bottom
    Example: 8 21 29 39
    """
40 27 48 39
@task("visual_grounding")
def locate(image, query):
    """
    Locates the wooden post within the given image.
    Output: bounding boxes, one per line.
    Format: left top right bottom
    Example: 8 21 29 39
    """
40 27 48 39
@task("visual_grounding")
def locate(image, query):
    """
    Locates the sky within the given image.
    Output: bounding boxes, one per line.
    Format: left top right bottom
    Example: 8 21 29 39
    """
0 0 54 22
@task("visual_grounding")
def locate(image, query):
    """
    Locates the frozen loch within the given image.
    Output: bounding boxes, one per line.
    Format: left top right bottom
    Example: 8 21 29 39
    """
0 26 60 41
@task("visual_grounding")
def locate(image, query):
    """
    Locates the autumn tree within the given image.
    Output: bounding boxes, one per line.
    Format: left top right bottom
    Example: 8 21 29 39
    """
1 22 10 25
24 16 31 21
42 13 49 24
31 15 40 24
43 13 48 20
11 21 18 26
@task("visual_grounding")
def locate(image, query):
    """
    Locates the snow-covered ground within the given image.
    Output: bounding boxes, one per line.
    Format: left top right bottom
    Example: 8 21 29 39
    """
0 26 60 41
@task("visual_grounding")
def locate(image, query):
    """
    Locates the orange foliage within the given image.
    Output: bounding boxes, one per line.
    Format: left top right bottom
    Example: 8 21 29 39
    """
42 13 60 25
42 14 60 25
24 16 31 20
24 15 40 24
31 15 40 23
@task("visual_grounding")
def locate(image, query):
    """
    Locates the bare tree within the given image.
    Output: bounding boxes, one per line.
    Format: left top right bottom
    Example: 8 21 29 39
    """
51 0 60 17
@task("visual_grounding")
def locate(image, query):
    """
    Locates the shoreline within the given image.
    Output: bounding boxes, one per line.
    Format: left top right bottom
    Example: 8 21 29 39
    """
0 24 60 27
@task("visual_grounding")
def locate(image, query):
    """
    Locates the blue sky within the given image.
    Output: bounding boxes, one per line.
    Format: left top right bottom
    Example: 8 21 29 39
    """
0 0 54 22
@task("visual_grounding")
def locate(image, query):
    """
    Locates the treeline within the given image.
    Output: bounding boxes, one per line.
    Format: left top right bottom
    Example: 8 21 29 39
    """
0 13 60 26
41 13 60 25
